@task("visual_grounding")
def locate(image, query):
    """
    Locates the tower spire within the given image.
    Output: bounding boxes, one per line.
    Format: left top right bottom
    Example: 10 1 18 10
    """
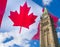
40 5 59 47
43 8 48 15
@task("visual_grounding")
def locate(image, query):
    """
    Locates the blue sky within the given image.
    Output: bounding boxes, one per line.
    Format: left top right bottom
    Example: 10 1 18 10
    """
33 0 60 44
33 0 60 18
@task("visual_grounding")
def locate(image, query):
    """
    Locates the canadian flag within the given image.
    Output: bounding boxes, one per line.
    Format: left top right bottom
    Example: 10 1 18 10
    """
0 0 58 47
0 0 42 47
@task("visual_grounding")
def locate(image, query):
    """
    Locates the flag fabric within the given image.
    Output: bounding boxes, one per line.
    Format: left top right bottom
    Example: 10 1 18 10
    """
0 0 42 47
0 0 60 47
0 0 7 27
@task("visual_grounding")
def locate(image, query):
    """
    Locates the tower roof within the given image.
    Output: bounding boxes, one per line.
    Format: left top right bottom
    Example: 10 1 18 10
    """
42 7 48 16
44 8 48 13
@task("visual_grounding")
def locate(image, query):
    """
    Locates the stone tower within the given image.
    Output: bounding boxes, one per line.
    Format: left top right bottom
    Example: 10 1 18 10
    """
40 8 58 47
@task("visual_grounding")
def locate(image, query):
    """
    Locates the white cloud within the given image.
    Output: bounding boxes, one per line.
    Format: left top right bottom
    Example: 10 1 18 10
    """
0 30 30 47
58 19 60 22
58 27 60 29
24 44 30 47
42 0 52 5
0 44 4 47
57 32 60 38
57 27 60 30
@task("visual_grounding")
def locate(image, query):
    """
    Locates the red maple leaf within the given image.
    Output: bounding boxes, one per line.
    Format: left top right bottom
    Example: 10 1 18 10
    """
9 2 37 33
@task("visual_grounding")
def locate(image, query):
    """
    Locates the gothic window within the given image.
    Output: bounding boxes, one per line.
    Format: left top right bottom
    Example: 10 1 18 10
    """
43 29 49 36
44 27 49 33
41 15 48 20
42 21 49 27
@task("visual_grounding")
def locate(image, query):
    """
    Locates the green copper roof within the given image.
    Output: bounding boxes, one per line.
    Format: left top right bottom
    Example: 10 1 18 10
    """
42 8 48 16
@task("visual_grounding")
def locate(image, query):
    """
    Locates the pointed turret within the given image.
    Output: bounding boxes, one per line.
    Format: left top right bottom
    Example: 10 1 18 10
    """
40 8 59 47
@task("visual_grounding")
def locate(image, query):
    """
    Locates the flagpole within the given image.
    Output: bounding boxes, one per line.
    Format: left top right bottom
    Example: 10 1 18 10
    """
19 27 22 33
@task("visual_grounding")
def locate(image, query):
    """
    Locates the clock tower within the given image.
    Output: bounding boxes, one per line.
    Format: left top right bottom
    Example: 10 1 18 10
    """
40 8 58 47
